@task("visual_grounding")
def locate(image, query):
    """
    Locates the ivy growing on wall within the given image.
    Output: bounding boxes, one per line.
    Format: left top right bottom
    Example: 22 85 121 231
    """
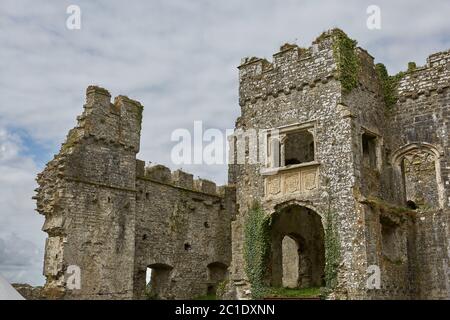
375 63 406 109
332 29 360 94
324 208 341 289
243 201 272 299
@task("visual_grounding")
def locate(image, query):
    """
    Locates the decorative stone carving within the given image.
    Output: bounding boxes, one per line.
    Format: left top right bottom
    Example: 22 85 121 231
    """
264 164 319 199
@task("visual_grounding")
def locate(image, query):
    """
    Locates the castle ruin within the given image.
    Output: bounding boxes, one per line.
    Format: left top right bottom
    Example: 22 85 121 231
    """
35 29 450 299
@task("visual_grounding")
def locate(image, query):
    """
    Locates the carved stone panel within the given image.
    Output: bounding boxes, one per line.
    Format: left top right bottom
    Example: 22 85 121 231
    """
284 172 300 193
302 169 318 191
267 176 281 196
264 165 319 199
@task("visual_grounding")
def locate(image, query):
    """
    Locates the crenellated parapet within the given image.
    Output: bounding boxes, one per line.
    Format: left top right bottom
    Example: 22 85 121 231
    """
238 30 339 107
64 85 143 153
34 86 145 299
35 86 144 218
396 50 450 100
237 29 383 109
136 160 233 197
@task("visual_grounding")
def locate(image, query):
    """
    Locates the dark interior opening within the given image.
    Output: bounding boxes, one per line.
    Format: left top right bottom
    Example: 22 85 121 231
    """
284 131 315 166
362 133 377 168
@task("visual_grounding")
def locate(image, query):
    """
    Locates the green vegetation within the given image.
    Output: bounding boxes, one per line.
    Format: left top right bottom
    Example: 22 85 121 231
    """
407 61 417 72
60 129 80 153
331 29 360 94
375 63 406 109
144 286 158 300
193 294 217 300
382 255 404 266
215 280 228 298
243 201 272 299
366 196 414 218
324 209 341 289
266 287 321 298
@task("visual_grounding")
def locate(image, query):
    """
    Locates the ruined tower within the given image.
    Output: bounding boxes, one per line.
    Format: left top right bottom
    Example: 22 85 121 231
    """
227 29 450 299
35 86 235 299
35 86 142 299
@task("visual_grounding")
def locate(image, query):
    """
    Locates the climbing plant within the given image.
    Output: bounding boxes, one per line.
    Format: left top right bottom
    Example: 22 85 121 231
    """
375 63 406 109
332 29 360 94
324 208 341 290
243 201 272 299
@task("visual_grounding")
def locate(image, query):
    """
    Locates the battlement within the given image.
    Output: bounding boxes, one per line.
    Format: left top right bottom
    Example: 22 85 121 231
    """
237 29 366 106
61 85 143 154
397 49 450 99
136 160 229 197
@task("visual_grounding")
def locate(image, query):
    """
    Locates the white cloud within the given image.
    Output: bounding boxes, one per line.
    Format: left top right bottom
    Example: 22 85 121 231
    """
0 128 45 286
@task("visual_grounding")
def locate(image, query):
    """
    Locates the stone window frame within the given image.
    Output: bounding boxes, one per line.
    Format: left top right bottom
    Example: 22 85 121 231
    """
360 127 383 172
391 142 445 209
261 120 319 175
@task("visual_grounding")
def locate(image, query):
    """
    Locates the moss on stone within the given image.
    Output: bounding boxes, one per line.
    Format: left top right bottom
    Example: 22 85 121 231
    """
193 294 217 300
366 196 415 221
375 63 406 109
407 62 417 72
215 279 228 298
331 29 360 94
266 286 321 298
60 129 80 153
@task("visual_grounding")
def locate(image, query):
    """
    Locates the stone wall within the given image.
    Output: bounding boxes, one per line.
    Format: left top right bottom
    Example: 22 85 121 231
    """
362 200 417 299
387 50 450 299
133 162 234 299
34 29 449 300
35 86 234 300
229 29 368 299
12 284 45 300
35 86 141 299
229 29 449 300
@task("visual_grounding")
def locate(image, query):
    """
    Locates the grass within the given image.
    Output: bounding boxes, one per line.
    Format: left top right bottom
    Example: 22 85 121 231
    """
193 294 217 300
266 287 321 298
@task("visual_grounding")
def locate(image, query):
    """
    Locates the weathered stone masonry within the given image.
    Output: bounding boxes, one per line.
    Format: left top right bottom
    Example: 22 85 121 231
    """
36 29 449 299
35 86 234 299
226 29 449 300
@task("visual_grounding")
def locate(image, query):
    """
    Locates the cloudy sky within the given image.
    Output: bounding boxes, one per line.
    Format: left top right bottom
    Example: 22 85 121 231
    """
0 0 449 286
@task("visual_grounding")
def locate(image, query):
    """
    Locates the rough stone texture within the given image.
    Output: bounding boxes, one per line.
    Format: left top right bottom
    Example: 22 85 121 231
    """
281 236 299 288
35 86 235 300
273 206 325 289
133 163 234 299
228 29 449 300
12 284 45 300
35 29 449 300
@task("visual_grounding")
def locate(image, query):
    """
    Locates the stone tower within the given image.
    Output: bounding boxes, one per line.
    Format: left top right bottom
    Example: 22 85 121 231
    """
227 29 450 299
35 86 142 298
35 86 234 299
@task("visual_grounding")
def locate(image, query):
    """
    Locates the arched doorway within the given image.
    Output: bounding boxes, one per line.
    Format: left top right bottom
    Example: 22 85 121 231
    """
269 204 325 289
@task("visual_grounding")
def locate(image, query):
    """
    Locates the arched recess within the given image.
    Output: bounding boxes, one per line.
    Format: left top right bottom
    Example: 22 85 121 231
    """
269 204 325 289
206 262 228 295
392 143 445 209
145 263 173 299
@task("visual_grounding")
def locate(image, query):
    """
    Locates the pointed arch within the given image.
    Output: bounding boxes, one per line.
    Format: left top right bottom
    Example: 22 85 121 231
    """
391 142 445 209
